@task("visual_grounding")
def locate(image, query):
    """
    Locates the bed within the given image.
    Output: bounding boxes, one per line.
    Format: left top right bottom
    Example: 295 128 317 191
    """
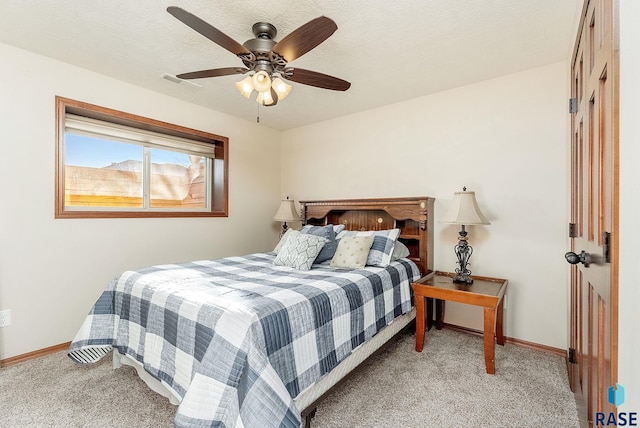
68 197 434 427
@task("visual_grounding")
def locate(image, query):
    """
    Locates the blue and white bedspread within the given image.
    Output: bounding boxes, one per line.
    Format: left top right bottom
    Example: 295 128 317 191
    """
68 252 419 428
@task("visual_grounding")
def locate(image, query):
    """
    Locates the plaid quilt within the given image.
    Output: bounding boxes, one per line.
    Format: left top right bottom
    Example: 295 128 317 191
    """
68 253 419 428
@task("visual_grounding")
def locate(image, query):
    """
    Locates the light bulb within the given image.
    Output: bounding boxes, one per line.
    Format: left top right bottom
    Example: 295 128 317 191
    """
272 78 292 100
235 75 254 99
252 70 272 92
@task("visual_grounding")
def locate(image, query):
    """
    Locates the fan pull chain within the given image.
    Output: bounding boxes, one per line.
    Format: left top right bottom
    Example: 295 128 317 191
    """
256 103 260 123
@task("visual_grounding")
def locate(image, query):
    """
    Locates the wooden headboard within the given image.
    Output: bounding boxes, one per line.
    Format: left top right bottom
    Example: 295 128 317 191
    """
299 197 435 275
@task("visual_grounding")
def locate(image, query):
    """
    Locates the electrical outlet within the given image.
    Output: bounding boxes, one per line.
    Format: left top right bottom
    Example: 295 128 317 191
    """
0 309 11 327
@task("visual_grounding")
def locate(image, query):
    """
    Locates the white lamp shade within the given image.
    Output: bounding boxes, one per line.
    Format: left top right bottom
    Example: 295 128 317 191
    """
252 70 272 92
235 76 254 99
440 190 490 225
273 199 301 222
272 77 292 100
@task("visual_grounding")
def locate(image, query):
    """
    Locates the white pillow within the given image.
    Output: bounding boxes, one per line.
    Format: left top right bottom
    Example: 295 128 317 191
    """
273 233 328 271
333 224 346 235
330 235 375 269
391 240 411 260
273 229 297 254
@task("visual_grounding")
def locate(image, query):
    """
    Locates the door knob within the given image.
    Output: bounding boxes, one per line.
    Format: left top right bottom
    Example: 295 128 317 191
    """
565 250 591 267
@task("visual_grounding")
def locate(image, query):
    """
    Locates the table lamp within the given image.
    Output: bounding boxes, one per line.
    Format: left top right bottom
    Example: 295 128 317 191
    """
273 196 301 237
440 187 490 284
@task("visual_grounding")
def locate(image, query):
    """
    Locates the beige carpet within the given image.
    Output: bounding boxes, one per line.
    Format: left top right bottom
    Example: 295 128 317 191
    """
0 328 579 427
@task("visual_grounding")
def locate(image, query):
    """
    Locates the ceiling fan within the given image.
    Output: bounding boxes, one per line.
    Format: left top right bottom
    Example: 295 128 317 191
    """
167 6 351 106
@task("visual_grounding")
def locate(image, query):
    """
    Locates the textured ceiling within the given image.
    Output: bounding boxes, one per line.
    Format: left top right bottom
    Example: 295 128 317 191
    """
0 0 581 130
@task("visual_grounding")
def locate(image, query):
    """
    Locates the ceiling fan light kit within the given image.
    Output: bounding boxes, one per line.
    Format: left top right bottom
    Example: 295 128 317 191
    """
167 6 350 107
235 76 254 99
256 89 275 106
272 77 292 100
252 70 271 92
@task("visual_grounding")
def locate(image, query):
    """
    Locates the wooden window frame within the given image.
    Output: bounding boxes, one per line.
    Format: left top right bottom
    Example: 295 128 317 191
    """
55 96 228 218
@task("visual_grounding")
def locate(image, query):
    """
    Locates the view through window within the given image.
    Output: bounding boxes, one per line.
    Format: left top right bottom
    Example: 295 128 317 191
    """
55 97 228 218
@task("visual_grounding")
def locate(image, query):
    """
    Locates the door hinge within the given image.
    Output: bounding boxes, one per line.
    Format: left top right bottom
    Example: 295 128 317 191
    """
568 348 576 364
569 223 577 238
603 231 611 263
569 98 578 114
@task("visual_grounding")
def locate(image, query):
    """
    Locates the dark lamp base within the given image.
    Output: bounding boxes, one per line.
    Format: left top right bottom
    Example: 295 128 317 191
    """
453 274 474 285
452 225 474 285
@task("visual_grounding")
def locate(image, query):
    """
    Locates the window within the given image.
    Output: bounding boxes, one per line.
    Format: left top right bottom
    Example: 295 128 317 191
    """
55 97 228 218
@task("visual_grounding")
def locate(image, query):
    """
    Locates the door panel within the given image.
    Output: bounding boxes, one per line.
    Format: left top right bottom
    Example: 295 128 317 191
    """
569 0 618 425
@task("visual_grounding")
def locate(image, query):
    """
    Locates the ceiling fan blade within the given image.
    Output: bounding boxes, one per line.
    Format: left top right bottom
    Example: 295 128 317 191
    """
284 68 351 91
272 16 337 62
176 67 249 80
167 6 252 57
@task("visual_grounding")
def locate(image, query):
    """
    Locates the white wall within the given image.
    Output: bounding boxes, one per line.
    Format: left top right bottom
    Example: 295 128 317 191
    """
0 43 282 359
281 62 569 349
617 0 640 412
0 42 574 358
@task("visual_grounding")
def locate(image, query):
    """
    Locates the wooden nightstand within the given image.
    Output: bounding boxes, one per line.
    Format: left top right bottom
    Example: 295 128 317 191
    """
412 271 508 374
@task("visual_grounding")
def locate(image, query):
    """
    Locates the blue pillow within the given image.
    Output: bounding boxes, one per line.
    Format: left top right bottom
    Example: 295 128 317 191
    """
300 224 338 263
